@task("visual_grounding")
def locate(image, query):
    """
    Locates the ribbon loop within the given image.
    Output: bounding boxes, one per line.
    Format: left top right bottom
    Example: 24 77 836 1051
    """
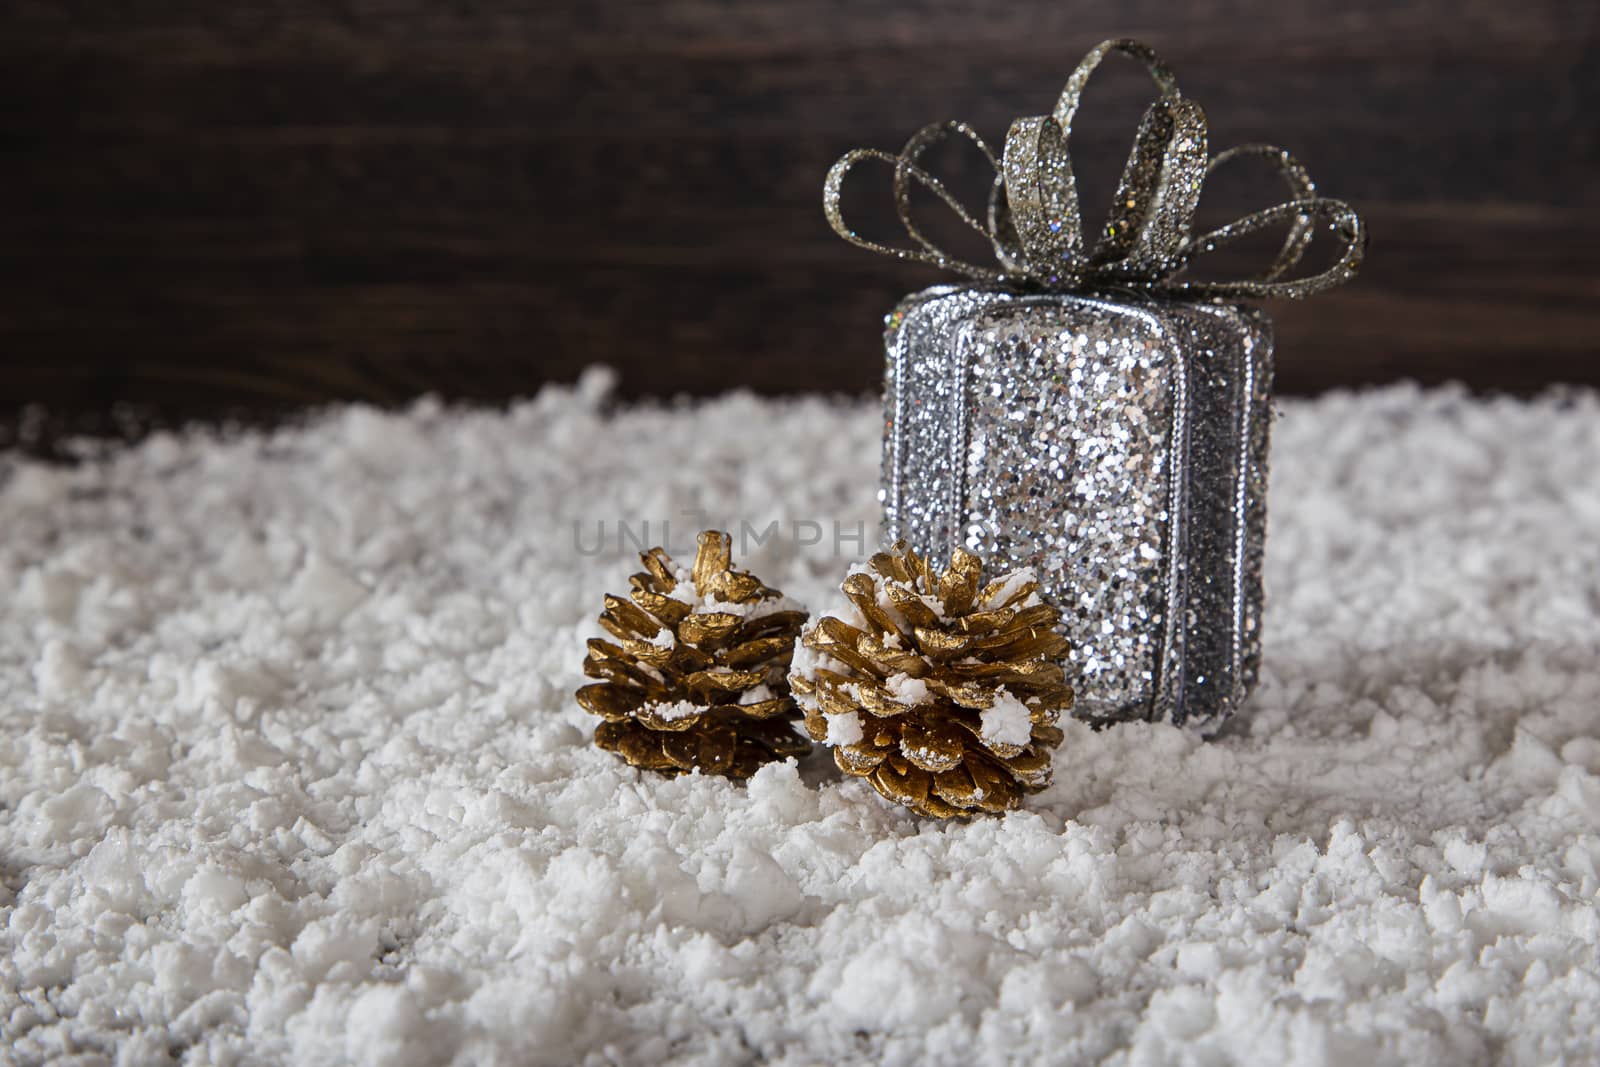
1052 38 1180 133
891 122 1013 270
1201 145 1317 283
1090 94 1208 280
823 39 1366 301
1002 116 1083 284
824 148 1008 283
1168 197 1366 300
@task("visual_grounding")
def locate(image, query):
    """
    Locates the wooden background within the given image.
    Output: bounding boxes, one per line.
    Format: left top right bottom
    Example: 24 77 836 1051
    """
1 0 1597 446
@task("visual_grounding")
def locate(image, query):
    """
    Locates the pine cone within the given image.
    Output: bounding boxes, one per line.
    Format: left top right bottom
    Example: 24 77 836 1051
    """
789 542 1073 818
577 530 811 778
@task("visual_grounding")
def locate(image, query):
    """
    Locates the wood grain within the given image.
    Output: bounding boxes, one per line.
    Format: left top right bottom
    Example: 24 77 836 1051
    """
1 0 1596 446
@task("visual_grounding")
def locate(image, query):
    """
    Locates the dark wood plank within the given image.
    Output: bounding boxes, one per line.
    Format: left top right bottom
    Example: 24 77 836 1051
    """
0 0 1596 447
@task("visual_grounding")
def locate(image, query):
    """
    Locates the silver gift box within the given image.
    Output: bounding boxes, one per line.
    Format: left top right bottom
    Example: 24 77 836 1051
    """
881 285 1274 732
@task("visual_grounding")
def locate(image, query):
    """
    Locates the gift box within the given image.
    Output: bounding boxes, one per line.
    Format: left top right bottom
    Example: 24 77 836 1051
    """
827 40 1365 730
882 285 1271 730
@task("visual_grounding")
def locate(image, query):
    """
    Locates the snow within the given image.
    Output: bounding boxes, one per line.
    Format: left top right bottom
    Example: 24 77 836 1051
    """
737 684 774 707
648 700 702 723
2 374 1600 1065
883 672 933 707
785 640 847 713
978 566 1040 609
978 689 1034 749
824 712 865 748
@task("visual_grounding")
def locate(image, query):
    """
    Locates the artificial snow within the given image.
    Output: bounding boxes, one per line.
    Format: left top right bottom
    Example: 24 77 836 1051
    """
784 640 846 714
978 689 1035 750
646 700 702 723
979 566 1042 610
824 712 865 749
3 375 1600 1066
736 685 774 707
883 672 932 707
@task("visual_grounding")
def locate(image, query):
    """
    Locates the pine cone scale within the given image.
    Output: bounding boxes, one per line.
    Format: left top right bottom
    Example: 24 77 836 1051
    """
689 532 733 594
582 640 663 690
837 743 888 775
677 612 743 648
738 611 809 643
634 704 704 732
722 635 794 669
602 594 663 638
595 721 673 770
933 680 998 709
815 678 866 718
630 590 691 626
841 574 906 637
936 550 982 614
898 718 965 773
883 582 941 628
804 631 878 679
912 627 970 658
661 728 735 776
575 682 645 720
726 697 791 720
854 684 909 718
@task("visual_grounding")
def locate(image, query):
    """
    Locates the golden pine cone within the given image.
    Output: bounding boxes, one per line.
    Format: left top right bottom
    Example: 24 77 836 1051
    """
789 542 1073 818
576 530 811 778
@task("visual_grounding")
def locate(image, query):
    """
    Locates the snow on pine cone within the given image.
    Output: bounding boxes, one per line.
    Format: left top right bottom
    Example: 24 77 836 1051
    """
789 542 1073 818
576 530 811 778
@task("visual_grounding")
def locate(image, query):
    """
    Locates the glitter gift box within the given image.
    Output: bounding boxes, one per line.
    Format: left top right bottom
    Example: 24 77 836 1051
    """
825 39 1364 731
881 285 1272 730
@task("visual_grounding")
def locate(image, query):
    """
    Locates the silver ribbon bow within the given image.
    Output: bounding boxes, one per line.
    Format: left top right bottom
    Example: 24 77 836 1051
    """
824 39 1366 300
